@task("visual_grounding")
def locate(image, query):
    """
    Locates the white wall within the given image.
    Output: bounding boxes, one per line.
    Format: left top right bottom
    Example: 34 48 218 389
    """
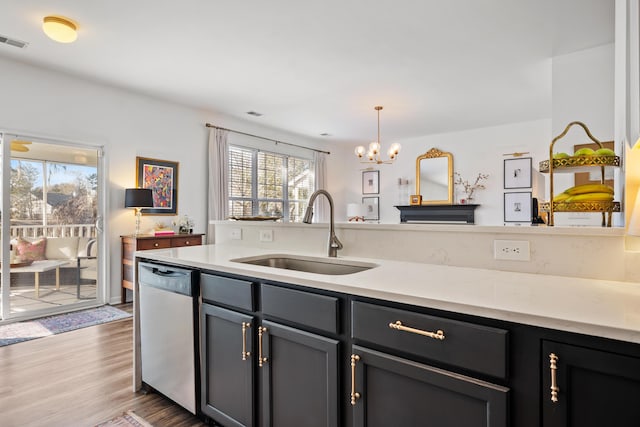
0 56 328 303
328 120 551 225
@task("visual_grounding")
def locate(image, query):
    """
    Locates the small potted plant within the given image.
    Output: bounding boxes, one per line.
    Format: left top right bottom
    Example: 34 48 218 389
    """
454 172 489 204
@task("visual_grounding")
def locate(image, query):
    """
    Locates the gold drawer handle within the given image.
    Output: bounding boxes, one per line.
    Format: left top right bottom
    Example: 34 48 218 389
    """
550 353 559 403
185 241 190 245
241 322 251 361
153 242 159 247
258 326 268 367
389 321 445 340
350 354 361 406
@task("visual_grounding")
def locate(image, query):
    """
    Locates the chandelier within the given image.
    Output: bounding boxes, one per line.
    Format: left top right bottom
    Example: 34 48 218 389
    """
354 106 401 164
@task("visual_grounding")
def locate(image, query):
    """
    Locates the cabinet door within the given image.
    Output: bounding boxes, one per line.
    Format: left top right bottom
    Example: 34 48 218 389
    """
260 320 339 427
201 304 255 427
351 345 509 427
542 340 640 427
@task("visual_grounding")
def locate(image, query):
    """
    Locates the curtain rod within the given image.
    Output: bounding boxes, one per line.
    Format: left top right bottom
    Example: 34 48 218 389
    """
206 123 330 155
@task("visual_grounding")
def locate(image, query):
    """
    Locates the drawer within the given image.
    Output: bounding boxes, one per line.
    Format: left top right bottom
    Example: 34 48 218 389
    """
201 273 254 311
171 235 202 247
351 301 508 379
137 239 172 250
261 284 339 334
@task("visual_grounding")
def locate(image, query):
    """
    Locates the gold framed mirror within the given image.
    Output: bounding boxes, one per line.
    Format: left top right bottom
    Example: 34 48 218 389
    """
415 148 454 205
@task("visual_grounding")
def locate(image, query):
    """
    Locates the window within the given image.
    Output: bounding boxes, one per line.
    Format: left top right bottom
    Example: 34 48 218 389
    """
10 159 97 236
228 146 314 222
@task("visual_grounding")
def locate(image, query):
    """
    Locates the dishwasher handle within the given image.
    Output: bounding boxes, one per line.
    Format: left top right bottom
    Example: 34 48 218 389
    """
138 262 194 296
152 268 188 278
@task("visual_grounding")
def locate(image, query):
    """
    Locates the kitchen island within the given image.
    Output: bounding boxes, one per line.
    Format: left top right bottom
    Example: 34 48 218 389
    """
134 244 640 427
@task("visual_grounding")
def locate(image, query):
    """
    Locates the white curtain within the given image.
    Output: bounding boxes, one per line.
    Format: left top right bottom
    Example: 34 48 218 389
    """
313 151 328 222
207 128 229 242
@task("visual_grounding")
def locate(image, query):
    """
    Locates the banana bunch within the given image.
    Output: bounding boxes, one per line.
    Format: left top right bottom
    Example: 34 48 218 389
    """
553 184 614 203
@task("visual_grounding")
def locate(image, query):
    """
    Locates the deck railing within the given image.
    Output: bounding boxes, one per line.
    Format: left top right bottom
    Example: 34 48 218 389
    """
9 224 97 238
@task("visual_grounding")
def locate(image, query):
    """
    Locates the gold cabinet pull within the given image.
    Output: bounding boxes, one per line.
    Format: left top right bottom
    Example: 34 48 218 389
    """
350 354 361 406
388 320 445 341
549 353 559 403
241 322 251 361
258 326 268 367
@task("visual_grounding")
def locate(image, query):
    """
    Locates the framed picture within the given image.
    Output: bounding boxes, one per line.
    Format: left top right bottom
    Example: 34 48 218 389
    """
136 156 179 215
362 197 379 221
362 170 379 194
504 157 532 189
504 192 532 223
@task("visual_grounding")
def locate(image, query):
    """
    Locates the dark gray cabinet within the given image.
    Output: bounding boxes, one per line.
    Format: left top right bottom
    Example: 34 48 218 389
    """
351 301 509 380
260 320 339 427
351 345 509 427
542 340 640 427
195 269 640 427
201 303 255 427
200 275 341 427
350 300 509 427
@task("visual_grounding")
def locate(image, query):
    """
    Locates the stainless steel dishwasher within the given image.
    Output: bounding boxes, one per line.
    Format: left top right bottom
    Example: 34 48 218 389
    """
138 261 198 414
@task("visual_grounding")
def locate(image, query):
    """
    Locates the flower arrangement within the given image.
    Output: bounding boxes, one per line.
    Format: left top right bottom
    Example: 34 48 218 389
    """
454 172 489 202
172 214 194 233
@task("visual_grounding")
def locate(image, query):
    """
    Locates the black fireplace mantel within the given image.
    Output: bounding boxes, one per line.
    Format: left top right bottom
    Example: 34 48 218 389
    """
395 204 478 224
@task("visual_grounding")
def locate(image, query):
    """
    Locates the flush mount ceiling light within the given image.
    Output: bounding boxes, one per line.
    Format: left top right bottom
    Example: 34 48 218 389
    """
42 16 78 43
354 106 401 164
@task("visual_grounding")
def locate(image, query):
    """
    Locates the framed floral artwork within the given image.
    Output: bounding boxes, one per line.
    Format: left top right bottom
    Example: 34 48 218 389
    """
136 156 178 215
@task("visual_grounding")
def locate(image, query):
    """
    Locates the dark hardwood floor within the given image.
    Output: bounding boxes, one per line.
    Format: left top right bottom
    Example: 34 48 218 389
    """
0 303 207 427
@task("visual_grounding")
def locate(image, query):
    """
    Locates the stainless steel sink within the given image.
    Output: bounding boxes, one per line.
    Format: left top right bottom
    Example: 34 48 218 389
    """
230 254 377 275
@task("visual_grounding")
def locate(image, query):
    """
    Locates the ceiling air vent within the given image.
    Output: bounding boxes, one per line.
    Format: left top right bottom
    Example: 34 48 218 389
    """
246 111 263 117
0 34 28 49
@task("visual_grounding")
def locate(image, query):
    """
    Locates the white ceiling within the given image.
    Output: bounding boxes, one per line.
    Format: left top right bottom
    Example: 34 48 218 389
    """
0 1 614 145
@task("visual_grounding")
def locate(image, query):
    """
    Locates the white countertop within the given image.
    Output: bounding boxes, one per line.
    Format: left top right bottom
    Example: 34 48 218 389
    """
136 244 640 344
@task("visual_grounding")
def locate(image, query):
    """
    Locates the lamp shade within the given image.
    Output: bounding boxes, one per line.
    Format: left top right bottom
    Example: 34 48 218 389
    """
347 203 365 218
125 188 153 208
628 188 640 236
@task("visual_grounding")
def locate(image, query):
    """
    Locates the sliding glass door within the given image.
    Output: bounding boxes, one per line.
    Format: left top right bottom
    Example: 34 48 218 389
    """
0 132 105 321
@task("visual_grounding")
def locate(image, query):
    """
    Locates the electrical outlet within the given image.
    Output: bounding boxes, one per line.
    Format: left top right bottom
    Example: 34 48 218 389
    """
230 228 242 240
259 229 274 242
494 240 530 261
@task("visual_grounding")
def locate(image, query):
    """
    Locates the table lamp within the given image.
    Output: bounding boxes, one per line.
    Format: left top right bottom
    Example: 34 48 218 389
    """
347 203 365 222
627 188 640 250
125 188 153 235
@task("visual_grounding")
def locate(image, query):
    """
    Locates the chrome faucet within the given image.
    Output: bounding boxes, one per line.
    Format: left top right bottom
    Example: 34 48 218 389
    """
303 189 343 257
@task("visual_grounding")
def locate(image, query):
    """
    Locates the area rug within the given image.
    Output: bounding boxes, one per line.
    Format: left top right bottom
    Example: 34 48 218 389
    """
0 305 132 347
95 410 153 427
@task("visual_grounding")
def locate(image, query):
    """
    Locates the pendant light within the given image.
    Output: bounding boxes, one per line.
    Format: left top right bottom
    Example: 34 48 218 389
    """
354 106 401 164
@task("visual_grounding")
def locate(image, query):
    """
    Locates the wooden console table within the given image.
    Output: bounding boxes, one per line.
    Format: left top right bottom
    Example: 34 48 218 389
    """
395 205 478 224
121 233 204 303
